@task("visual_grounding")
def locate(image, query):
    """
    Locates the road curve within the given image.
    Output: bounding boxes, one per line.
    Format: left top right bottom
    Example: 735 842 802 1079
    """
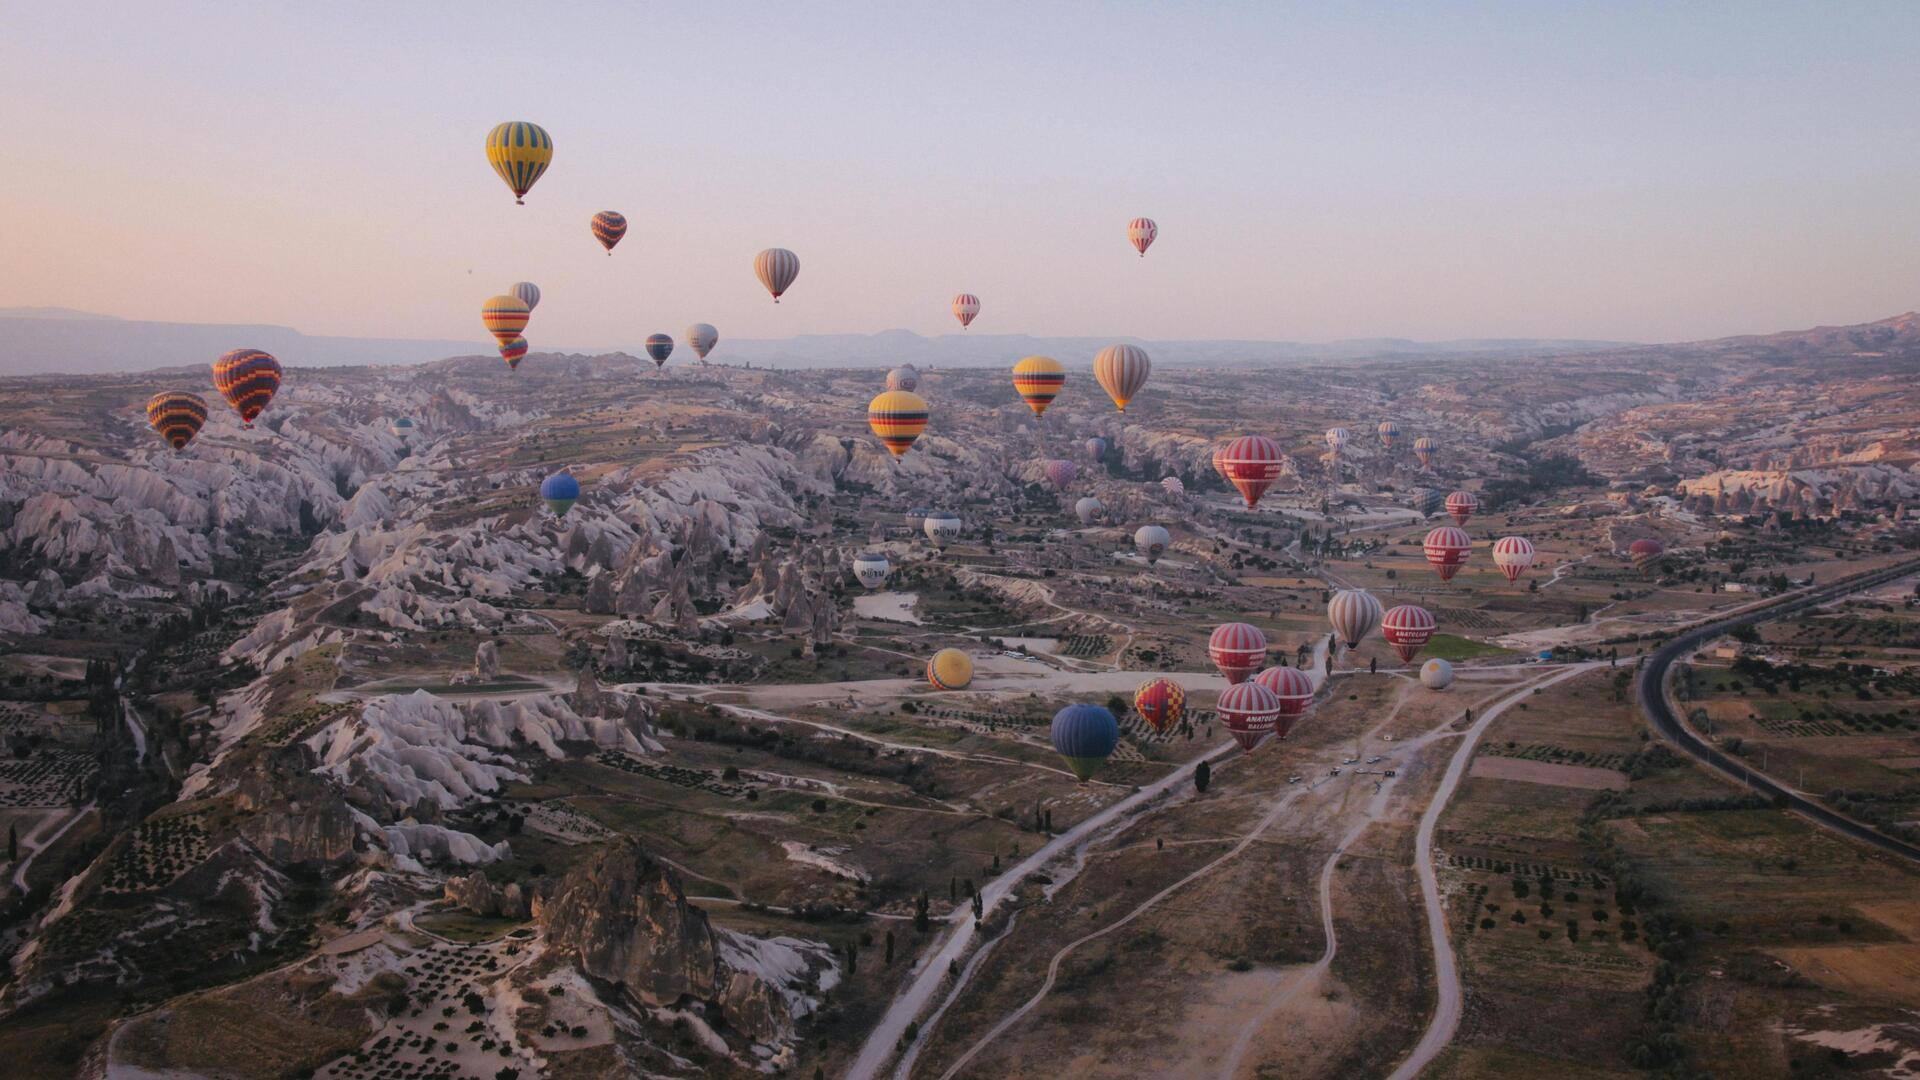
1637 557 1920 867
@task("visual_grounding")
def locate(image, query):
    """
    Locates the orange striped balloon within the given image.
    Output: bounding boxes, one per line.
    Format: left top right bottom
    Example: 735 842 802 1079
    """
591 211 627 254
210 349 282 428
146 391 208 450
867 390 928 457
1010 356 1065 417
755 247 800 302
482 295 530 343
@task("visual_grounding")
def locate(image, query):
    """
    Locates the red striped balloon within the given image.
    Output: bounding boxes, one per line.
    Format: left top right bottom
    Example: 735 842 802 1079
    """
1208 622 1268 684
210 348 282 428
1253 666 1315 738
1381 604 1437 663
591 211 627 254
1218 435 1286 509
1128 217 1158 257
1216 681 1280 751
1491 536 1535 583
1424 526 1472 581
1445 489 1479 526
952 293 980 328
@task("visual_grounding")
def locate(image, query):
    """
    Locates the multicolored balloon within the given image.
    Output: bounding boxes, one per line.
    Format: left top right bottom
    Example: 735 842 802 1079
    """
755 247 800 302
482 295 531 344
1492 536 1536 583
1011 356 1065 417
1093 344 1150 413
1378 420 1401 449
485 121 552 205
1075 496 1104 526
886 365 920 392
1445 490 1479 526
927 648 974 690
1218 435 1286 509
1161 476 1185 498
852 552 891 590
1133 678 1186 734
1629 538 1665 576
509 281 541 311
591 211 627 254
1127 217 1158 257
644 334 673 370
1325 427 1350 455
499 336 529 371
1134 525 1171 565
924 511 962 548
210 348 282 428
1413 487 1445 516
686 323 719 362
1413 435 1436 470
868 390 929 458
1086 437 1108 462
1327 589 1383 649
1381 604 1437 663
1044 459 1078 490
1208 622 1268 684
389 416 415 440
1051 704 1120 780
1253 665 1315 738
1216 681 1281 751
952 293 980 328
147 391 208 450
540 471 580 517
1424 526 1472 581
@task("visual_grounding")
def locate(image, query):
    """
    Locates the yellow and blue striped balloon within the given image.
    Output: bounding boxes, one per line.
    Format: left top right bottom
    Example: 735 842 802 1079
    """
485 122 553 204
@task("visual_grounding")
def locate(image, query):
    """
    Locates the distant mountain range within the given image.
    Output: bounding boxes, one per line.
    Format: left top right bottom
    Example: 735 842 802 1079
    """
0 307 1634 376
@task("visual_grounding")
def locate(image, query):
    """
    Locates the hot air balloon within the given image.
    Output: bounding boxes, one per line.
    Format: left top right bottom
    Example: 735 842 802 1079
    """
1011 356 1065 418
1051 704 1120 780
1211 444 1230 483
389 416 415 440
1413 487 1445 517
1044 459 1078 490
927 648 974 690
905 507 930 532
484 121 552 205
509 281 541 311
1413 436 1436 469
1378 420 1401 450
1133 678 1186 734
886 365 920 392
1327 589 1383 649
499 336 529 371
1134 525 1171 565
1218 435 1287 509
540 472 580 517
1420 658 1454 690
1491 536 1536 583
482 295 531 344
868 390 929 458
1325 427 1350 456
210 349 282 428
1445 490 1479 526
952 293 980 328
852 552 891 590
1161 476 1185 498
1093 344 1150 413
754 247 800 302
1208 622 1268 684
1253 665 1315 738
644 334 674 370
1075 496 1104 526
1216 681 1281 751
1127 217 1158 257
1086 437 1108 462
1424 526 1472 581
147 391 208 450
924 511 962 549
590 211 627 254
1381 605 1437 663
1629 538 1665 576
686 323 719 362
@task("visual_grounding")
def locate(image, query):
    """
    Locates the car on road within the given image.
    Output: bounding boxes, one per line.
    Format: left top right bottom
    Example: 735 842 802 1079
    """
1287 775 1302 784
1329 767 1341 776
1342 756 1358 764
1366 755 1383 764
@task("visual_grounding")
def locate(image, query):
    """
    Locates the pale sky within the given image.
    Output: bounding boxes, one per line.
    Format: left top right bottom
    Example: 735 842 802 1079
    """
5 1 1918 349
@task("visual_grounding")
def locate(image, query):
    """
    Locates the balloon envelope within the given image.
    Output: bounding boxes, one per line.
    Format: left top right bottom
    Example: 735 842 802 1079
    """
1327 589 1383 649
1127 217 1157 256
1381 604 1437 663
1134 525 1171 565
1445 490 1479 526
886 365 920 392
591 211 627 253
1133 678 1186 733
211 348 282 428
952 293 980 327
1208 622 1268 684
644 334 673 368
1216 681 1281 751
1420 658 1455 690
755 247 800 301
540 472 580 517
927 648 973 690
1075 497 1104 526
499 336 529 370
1051 704 1120 780
868 390 929 457
852 552 891 590
1424 527 1472 581
1219 435 1286 509
509 281 541 311
1093 344 1150 412
924 511 962 548
1492 536 1536 583
482 295 531 343
1011 356 1065 417
686 323 719 360
1044 459 1078 490
147 391 209 450
485 122 553 204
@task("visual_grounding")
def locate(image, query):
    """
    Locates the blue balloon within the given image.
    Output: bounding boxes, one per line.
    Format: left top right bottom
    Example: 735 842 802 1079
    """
540 472 580 517
1050 704 1120 781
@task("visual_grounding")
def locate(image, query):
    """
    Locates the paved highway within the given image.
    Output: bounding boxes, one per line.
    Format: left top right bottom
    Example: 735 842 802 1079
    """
1638 557 1920 866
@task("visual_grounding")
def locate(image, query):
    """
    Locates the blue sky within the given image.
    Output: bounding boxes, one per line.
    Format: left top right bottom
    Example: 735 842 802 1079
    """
4 2 1917 348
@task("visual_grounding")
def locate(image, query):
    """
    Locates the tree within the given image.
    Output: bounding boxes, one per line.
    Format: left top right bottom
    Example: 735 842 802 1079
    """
1195 760 1211 794
885 930 895 965
6 824 13 861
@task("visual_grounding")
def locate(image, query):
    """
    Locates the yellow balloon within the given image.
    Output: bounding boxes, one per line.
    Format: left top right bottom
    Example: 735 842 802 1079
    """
485 122 553 204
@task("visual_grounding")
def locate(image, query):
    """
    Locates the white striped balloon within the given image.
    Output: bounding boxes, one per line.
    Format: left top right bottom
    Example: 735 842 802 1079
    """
754 248 800 302
1093 344 1151 413
509 281 541 311
952 293 980 327
686 323 718 361
1492 536 1535 583
1327 588 1383 649
1128 217 1158 256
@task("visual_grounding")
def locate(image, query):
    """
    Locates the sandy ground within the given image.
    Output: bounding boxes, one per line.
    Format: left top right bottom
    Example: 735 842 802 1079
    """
1467 756 1629 790
854 591 924 624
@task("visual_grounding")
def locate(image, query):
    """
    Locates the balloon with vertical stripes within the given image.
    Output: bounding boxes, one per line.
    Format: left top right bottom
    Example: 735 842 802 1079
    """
484 122 552 204
755 247 800 302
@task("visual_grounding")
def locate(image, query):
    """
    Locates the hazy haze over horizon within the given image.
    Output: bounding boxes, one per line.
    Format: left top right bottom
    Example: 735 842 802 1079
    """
6 2 1919 351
